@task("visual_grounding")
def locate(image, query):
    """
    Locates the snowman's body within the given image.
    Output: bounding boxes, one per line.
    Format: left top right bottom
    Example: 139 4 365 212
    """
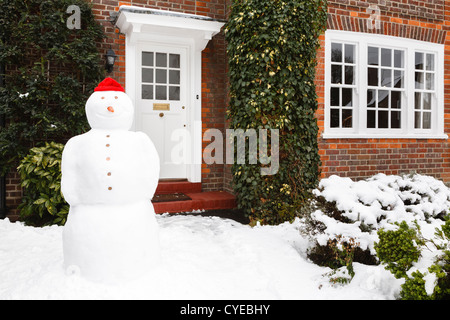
61 78 160 283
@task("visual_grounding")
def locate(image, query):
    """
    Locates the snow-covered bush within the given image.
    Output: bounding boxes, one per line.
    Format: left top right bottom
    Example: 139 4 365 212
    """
375 219 450 300
301 173 450 298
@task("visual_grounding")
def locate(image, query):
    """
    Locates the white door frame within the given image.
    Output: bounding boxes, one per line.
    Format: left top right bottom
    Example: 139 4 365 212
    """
116 7 224 183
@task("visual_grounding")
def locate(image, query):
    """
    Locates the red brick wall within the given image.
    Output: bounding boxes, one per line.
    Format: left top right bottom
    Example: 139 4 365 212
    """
316 0 450 183
4 169 22 220
5 0 450 220
201 34 228 191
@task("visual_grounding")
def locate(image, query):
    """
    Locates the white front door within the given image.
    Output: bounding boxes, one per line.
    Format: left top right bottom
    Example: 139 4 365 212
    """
136 45 188 179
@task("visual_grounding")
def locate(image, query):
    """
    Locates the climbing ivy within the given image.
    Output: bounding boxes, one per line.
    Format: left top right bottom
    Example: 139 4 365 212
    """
225 0 327 224
0 0 105 175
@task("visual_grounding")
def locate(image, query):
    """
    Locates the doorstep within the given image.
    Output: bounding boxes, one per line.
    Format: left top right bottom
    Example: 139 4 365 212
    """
152 191 237 214
152 180 236 214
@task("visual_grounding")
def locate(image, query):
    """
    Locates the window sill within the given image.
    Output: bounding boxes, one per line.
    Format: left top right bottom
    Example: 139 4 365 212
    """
321 133 449 140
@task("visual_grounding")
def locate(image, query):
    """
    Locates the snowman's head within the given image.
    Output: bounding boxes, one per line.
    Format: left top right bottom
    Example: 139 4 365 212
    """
85 78 133 131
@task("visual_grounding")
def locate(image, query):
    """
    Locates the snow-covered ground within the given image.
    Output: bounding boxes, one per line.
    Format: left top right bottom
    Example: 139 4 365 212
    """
0 173 448 300
0 214 401 300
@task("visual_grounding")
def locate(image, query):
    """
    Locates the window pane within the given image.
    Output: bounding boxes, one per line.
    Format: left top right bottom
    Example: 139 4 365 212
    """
367 110 376 128
331 109 340 128
378 90 389 108
142 68 153 83
415 92 421 109
367 89 376 108
156 69 167 84
415 52 424 70
155 85 167 100
381 48 392 67
331 43 342 62
426 73 434 90
394 70 403 88
142 52 154 67
342 88 352 107
169 86 180 101
368 67 378 86
142 85 153 100
378 111 389 128
423 112 431 129
342 109 352 128
426 53 434 71
156 53 167 67
381 69 392 87
423 93 431 110
331 64 342 84
330 88 340 106
415 112 421 129
169 70 180 85
394 50 404 68
169 54 180 68
368 47 378 66
391 91 401 109
391 111 401 129
415 72 424 89
344 44 355 63
345 66 354 85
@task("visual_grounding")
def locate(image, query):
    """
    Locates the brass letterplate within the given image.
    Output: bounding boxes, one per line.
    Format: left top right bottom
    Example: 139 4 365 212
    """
153 103 170 111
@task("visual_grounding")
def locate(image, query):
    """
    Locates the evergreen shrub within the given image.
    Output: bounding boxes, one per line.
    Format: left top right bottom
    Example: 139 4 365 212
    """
225 0 327 225
376 219 450 300
17 142 68 226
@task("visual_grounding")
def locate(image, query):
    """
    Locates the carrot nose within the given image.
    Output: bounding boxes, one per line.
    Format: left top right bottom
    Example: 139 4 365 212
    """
107 106 114 113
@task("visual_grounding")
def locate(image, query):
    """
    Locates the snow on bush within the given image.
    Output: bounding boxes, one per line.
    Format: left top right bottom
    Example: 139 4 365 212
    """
302 173 450 297
308 173 449 253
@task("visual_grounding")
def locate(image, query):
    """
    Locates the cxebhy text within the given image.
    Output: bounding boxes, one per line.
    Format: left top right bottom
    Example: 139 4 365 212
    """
180 304 270 317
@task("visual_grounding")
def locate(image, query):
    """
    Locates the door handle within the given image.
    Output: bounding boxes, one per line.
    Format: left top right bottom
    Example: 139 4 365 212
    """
159 113 164 118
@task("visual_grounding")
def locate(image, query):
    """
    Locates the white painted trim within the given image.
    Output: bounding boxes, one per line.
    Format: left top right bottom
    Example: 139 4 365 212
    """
324 30 447 140
116 6 225 182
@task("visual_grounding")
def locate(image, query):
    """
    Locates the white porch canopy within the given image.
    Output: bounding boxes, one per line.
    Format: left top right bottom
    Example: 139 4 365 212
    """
115 6 225 50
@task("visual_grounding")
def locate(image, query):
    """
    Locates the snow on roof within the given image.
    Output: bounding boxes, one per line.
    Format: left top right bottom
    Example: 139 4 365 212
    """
118 5 225 23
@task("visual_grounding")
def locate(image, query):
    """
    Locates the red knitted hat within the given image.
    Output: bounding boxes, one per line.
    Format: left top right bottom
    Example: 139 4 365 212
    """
94 78 125 92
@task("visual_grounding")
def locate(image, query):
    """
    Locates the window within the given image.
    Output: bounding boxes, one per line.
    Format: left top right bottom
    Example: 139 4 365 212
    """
324 30 445 139
141 51 181 101
414 52 435 130
330 43 356 128
366 46 404 130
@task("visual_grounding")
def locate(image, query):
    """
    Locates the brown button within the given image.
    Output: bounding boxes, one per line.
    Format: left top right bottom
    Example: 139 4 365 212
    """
106 157 111 161
108 187 112 191
107 172 111 176
106 135 110 138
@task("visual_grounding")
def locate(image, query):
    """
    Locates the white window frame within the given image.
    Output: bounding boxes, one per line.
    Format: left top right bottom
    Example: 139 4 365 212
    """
324 30 447 139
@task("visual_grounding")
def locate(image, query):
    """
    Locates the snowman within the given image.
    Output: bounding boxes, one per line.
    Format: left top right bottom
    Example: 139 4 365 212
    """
61 78 160 283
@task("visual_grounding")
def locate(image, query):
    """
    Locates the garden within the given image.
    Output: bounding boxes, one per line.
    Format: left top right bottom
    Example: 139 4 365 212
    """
0 0 448 300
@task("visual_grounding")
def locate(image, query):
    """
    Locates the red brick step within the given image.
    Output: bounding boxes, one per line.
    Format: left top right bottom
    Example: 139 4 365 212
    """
153 180 236 214
155 180 202 195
